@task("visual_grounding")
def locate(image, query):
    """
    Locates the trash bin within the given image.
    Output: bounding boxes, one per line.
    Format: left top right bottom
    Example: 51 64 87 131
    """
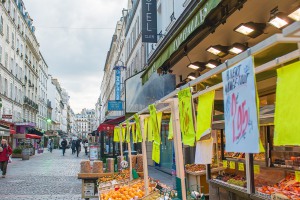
22 148 30 160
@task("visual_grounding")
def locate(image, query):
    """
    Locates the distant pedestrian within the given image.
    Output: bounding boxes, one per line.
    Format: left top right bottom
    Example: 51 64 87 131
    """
75 139 82 157
83 140 88 156
0 139 12 178
61 138 68 156
71 140 76 154
48 139 53 153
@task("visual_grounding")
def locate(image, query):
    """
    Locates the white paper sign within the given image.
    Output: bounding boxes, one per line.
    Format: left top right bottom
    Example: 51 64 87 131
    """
89 146 98 160
222 56 259 153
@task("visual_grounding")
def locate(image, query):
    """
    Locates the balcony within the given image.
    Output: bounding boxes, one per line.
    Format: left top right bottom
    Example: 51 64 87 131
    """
24 96 39 111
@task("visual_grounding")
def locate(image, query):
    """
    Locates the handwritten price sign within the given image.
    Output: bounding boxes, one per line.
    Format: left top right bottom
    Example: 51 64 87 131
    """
222 57 260 153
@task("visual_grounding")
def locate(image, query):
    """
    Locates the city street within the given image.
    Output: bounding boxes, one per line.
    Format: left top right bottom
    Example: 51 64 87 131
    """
0 149 84 200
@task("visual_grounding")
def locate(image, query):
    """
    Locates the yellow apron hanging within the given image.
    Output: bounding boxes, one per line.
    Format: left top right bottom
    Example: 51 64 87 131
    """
178 88 196 146
113 127 120 142
132 123 137 143
196 90 215 140
125 120 131 143
168 114 173 140
134 114 142 142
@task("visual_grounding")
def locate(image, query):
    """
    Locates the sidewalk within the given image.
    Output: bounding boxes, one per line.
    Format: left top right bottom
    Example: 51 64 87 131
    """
148 166 173 187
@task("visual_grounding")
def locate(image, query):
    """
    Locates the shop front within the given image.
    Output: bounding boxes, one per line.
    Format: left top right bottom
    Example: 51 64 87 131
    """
0 120 16 147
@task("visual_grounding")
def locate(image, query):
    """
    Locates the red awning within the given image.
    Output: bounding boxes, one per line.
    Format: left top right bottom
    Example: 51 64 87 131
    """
97 116 125 132
26 134 41 139
10 129 16 134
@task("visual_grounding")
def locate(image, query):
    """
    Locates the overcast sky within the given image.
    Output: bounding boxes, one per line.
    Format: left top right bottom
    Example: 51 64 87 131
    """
23 0 128 113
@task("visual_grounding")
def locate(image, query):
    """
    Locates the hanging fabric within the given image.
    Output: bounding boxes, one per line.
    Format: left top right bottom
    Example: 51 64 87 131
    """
125 120 131 143
113 127 120 142
195 137 213 164
196 90 215 140
149 104 160 143
178 88 196 146
134 114 142 143
168 114 173 140
274 61 300 146
122 126 126 142
147 117 153 142
132 123 137 143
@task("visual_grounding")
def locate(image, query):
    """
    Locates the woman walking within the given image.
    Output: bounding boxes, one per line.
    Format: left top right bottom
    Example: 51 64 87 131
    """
0 139 12 178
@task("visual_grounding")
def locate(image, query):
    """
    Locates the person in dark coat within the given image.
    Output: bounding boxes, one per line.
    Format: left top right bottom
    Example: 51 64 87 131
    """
75 139 82 157
61 138 68 156
71 140 76 154
0 139 12 178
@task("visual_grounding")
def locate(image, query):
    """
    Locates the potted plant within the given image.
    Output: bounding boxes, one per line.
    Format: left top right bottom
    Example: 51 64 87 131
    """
12 148 23 158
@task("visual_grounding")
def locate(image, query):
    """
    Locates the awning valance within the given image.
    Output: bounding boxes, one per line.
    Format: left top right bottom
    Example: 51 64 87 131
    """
28 128 43 136
26 134 41 139
97 116 125 132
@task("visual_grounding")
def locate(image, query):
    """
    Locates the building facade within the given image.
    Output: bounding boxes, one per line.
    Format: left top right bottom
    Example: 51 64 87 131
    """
75 108 96 138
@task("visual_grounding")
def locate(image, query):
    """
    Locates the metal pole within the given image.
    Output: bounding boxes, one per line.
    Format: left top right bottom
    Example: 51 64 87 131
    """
139 115 149 195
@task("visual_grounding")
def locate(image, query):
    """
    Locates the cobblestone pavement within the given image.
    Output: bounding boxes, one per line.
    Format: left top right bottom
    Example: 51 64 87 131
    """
0 148 86 200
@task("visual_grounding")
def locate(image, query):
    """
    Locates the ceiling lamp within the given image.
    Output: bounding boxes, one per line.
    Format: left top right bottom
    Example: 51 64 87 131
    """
205 60 221 69
229 43 248 55
187 72 197 80
234 22 266 38
206 45 229 57
288 8 300 21
269 12 293 29
187 62 201 70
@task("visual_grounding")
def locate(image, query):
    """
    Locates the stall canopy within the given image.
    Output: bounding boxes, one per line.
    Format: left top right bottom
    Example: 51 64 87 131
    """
97 116 125 132
26 134 41 139
28 128 44 136
0 120 16 134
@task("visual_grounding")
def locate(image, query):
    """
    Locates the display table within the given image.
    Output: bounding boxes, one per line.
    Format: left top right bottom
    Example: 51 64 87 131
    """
186 167 224 195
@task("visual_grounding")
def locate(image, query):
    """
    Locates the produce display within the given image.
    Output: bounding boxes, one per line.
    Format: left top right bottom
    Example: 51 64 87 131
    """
254 153 265 161
136 154 143 172
185 164 205 172
98 173 130 184
117 156 123 170
215 174 246 188
257 174 300 199
100 181 150 200
273 156 300 168
92 161 103 173
107 158 114 173
130 155 137 169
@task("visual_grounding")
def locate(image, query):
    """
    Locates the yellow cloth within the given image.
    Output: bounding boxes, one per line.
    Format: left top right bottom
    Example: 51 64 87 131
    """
134 114 142 143
126 120 131 143
147 117 153 142
152 141 160 164
132 124 136 143
149 104 160 143
122 127 126 142
196 90 215 140
113 127 120 142
144 117 149 141
157 111 163 137
178 88 195 146
168 115 173 140
274 61 300 146
259 139 265 153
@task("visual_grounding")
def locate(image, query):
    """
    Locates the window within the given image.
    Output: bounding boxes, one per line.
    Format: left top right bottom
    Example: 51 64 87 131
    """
0 16 3 34
10 82 12 98
4 78 8 95
10 58 13 71
11 33 14 48
0 46 2 64
6 25 9 42
4 53 8 68
14 86 17 100
0 74 2 94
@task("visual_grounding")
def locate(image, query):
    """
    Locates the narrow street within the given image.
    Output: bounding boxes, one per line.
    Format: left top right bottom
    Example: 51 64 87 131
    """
0 149 84 200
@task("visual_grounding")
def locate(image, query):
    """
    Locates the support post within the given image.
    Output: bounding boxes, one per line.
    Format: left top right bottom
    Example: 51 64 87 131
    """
245 153 255 194
140 115 149 195
119 126 123 158
170 98 187 200
127 125 133 181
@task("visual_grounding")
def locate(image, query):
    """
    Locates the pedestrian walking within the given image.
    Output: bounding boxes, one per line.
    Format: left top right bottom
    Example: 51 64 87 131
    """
48 139 53 153
61 138 68 156
0 139 12 178
83 140 88 156
75 138 81 157
71 140 76 154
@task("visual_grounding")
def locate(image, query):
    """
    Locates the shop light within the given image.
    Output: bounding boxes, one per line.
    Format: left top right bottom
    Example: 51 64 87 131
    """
206 45 228 57
234 22 266 38
187 62 201 70
269 12 293 29
288 8 300 21
205 60 221 69
187 72 197 80
229 43 248 55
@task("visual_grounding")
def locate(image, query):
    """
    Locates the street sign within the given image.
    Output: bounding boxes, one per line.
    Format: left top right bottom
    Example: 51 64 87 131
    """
108 101 123 111
142 0 157 43
115 68 121 100
2 115 12 119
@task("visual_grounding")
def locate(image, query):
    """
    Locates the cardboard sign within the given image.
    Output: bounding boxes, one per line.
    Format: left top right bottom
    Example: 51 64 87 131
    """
223 160 228 168
295 171 300 182
238 163 245 171
222 56 260 153
230 161 236 169
254 165 260 174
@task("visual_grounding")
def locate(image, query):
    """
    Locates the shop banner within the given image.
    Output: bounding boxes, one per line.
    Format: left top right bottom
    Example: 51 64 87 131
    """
168 114 173 140
274 61 300 146
134 114 142 143
115 68 121 100
178 88 196 146
132 123 137 143
196 90 215 140
149 104 160 143
142 0 157 43
114 127 120 142
125 120 131 143
222 56 259 153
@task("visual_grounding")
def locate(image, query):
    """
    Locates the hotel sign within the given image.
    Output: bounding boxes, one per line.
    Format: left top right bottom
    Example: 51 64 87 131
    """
142 0 157 43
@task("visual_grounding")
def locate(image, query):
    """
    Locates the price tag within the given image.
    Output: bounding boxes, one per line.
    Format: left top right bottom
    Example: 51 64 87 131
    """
230 161 235 169
223 160 228 168
295 171 300 182
238 162 244 171
254 165 260 174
